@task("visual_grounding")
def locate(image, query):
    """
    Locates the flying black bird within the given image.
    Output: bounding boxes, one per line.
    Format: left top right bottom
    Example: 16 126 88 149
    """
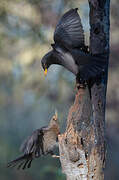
7 112 60 170
41 8 107 83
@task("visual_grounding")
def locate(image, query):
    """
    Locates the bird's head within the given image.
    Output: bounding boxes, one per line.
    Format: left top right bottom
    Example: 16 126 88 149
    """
41 51 53 76
50 110 58 125
41 44 63 76
49 110 60 133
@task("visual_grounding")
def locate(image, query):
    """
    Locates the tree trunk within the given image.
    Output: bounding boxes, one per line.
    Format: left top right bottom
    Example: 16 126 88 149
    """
58 0 110 179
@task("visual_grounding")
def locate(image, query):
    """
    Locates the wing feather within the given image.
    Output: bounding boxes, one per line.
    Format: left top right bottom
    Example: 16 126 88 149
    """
54 8 85 49
7 129 44 170
79 57 107 81
20 129 44 156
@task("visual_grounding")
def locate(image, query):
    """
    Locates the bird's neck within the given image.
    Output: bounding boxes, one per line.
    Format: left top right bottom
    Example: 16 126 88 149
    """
49 124 60 135
53 47 78 75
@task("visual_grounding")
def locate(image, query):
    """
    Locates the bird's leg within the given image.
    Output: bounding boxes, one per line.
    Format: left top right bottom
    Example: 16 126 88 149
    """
52 155 60 158
49 150 60 158
75 74 87 90
75 81 86 89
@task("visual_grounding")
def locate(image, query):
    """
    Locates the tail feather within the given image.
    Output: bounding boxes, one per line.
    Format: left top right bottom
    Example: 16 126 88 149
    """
17 161 26 170
7 154 33 170
22 159 31 170
27 159 32 169
79 55 107 81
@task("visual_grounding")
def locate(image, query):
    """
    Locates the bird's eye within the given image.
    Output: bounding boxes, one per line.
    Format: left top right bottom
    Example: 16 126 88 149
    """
53 116 56 121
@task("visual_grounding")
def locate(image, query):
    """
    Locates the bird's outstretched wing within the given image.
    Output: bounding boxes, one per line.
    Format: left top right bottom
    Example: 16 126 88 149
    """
7 129 44 170
54 8 85 50
20 129 44 155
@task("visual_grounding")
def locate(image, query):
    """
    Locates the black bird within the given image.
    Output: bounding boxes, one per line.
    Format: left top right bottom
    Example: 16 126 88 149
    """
7 112 60 170
41 8 107 83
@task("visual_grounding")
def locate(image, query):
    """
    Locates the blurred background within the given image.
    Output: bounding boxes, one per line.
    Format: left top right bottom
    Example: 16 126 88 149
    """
0 0 118 179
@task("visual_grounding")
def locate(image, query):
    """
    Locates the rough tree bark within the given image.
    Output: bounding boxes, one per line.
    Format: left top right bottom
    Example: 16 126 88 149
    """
58 0 110 179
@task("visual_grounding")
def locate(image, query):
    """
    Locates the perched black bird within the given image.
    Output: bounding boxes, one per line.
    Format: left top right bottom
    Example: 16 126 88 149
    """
7 112 60 170
41 8 107 83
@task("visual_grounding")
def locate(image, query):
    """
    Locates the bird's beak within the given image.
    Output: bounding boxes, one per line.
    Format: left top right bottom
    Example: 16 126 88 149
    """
44 68 47 76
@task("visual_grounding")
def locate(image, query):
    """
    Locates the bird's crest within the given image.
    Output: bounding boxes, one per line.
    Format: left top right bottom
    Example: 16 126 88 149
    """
52 109 58 121
55 109 58 120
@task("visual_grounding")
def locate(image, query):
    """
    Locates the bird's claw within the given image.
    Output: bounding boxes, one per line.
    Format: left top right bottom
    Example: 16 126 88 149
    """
75 79 87 90
76 83 86 89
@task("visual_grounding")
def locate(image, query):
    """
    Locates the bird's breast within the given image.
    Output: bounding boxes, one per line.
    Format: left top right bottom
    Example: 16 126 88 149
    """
43 131 58 153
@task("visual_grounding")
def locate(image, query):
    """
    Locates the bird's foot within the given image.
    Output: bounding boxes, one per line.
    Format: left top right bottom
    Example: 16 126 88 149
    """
52 155 60 158
76 83 86 89
76 74 88 90
75 80 87 91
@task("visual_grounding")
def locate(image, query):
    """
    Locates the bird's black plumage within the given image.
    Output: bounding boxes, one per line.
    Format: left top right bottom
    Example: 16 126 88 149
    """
41 8 107 83
7 112 60 170
54 8 85 50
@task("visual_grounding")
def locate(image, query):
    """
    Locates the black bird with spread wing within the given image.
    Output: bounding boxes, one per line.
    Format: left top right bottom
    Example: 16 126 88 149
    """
7 112 60 170
41 8 107 83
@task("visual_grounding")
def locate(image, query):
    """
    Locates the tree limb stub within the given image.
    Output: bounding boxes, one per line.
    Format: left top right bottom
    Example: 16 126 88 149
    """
58 0 110 179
